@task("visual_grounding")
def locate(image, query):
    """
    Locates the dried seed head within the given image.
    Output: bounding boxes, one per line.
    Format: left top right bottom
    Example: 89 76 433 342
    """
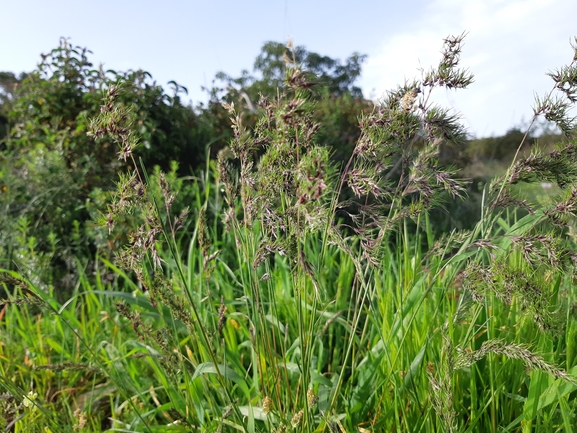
307 388 318 409
275 423 288 433
262 396 273 414
218 296 227 333
291 409 304 428
73 408 88 431
401 88 419 111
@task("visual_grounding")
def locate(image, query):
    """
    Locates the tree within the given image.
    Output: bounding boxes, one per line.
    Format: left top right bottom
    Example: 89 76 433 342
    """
0 39 211 288
211 41 367 109
206 41 372 165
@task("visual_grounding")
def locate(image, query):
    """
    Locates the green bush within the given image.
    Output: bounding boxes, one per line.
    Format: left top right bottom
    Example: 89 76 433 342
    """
0 39 214 289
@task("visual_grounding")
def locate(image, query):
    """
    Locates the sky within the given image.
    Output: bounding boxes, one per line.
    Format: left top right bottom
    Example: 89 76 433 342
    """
1 0 576 138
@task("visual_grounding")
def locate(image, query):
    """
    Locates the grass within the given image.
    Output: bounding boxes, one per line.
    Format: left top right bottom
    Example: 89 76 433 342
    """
2 34 577 432
2 215 576 432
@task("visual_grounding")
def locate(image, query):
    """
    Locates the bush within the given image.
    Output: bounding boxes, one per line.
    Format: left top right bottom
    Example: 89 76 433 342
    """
0 39 212 289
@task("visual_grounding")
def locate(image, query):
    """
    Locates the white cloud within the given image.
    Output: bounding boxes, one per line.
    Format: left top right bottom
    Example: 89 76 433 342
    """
361 0 577 137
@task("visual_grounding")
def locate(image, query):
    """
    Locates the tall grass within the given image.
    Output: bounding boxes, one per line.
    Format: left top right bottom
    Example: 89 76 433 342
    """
2 34 577 432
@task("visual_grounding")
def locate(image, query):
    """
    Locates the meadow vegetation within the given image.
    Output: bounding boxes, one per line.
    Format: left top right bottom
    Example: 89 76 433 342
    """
1 34 577 432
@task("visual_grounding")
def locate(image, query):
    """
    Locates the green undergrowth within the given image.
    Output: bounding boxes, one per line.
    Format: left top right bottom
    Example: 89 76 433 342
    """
2 213 577 432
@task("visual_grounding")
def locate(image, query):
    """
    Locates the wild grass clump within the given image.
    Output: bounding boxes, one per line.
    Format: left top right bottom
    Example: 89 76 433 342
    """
2 34 577 432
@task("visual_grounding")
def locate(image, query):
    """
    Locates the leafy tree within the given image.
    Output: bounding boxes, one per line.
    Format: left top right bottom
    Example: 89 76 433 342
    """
253 41 366 97
212 41 367 107
7 40 209 177
205 41 372 165
0 39 211 288
314 89 373 164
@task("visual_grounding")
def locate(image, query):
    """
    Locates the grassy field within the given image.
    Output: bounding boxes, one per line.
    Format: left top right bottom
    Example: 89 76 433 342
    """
2 35 577 433
2 185 577 432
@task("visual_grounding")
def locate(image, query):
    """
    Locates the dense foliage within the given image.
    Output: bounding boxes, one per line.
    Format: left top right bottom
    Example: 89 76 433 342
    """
0 39 374 289
0 40 217 288
2 34 577 433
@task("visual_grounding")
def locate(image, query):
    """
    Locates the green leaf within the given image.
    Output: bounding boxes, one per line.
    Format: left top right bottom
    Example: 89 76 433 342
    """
192 362 250 398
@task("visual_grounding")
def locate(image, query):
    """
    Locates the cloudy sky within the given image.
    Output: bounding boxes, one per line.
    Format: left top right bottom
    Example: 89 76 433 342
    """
2 0 576 138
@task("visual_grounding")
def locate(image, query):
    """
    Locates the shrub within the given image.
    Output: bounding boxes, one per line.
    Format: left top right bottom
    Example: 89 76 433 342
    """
0 39 211 289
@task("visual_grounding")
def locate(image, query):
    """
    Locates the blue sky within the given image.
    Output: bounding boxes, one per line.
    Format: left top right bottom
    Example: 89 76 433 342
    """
2 0 576 137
